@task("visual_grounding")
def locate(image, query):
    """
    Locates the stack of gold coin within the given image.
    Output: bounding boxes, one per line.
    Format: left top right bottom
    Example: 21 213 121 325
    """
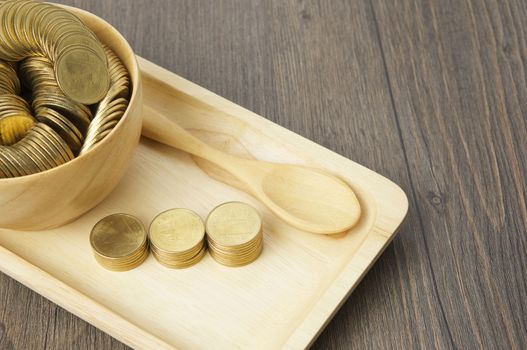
0 123 74 177
0 94 35 145
206 202 264 267
0 61 19 94
0 61 34 146
21 56 91 154
149 209 207 269
90 214 149 272
0 0 110 104
80 45 130 155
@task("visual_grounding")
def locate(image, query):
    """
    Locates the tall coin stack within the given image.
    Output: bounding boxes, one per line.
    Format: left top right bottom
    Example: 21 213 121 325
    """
0 0 130 178
206 202 264 267
149 209 207 269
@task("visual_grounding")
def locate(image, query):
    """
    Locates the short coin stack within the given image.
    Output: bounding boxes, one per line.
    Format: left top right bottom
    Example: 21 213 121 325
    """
90 213 149 272
90 202 265 271
206 202 264 267
149 209 207 269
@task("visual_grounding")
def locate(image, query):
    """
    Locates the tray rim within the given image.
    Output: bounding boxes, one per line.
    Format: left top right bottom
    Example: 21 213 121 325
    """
0 56 408 350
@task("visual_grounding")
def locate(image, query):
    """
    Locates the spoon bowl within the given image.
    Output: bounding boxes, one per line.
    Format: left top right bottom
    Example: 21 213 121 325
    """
259 164 361 234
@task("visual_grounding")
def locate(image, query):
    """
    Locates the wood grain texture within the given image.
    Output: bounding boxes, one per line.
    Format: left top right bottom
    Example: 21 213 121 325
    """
0 0 525 349
372 0 527 348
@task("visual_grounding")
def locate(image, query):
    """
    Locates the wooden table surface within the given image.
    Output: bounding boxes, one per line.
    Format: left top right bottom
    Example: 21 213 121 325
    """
1 0 526 349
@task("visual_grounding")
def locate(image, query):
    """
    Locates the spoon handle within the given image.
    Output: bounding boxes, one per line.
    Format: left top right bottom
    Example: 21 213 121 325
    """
141 105 245 172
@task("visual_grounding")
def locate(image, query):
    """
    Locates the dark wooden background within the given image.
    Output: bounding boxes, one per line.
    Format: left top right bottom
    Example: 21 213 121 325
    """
1 0 526 349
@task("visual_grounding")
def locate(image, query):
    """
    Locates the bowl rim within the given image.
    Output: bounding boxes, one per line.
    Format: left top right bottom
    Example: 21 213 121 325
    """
0 4 141 184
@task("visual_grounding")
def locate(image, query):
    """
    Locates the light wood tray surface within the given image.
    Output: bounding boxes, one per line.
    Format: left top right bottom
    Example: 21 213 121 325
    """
0 57 407 350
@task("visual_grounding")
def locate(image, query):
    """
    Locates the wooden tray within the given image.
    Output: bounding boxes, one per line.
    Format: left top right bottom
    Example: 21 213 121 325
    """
0 57 408 349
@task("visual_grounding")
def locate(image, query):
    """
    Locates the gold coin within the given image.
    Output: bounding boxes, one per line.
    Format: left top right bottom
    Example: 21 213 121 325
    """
206 228 263 250
93 249 149 272
149 209 207 269
20 56 93 132
36 106 83 155
81 128 112 152
153 245 207 269
32 94 91 133
206 202 264 267
88 98 127 131
102 81 129 103
33 4 83 56
0 3 130 177
2 0 112 104
209 247 262 263
0 147 21 177
20 1 43 55
0 147 10 178
0 152 15 177
12 1 35 51
0 94 35 145
7 146 31 176
32 122 73 164
96 97 128 116
151 245 204 262
79 45 130 154
90 213 148 272
150 246 203 263
210 241 263 262
41 17 82 59
22 131 57 169
55 44 110 104
11 146 38 175
41 120 74 161
209 244 263 267
14 140 47 172
85 109 123 138
93 241 148 265
28 125 62 167
0 1 24 61
55 30 106 62
86 110 120 133
0 147 16 177
0 160 7 178
0 60 20 94
0 114 34 146
149 209 206 255
208 233 263 255
206 202 262 247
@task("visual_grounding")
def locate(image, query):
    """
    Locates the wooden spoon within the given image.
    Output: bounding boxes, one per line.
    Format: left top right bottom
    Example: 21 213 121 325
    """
141 106 361 234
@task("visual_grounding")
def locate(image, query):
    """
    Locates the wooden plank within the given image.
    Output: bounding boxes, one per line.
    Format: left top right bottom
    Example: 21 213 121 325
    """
373 0 527 348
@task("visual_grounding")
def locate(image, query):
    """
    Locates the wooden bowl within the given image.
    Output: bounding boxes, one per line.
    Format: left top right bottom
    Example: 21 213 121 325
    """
0 6 143 230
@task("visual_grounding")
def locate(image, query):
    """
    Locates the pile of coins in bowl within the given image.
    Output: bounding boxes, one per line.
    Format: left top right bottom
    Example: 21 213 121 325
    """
0 0 130 178
90 202 265 271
